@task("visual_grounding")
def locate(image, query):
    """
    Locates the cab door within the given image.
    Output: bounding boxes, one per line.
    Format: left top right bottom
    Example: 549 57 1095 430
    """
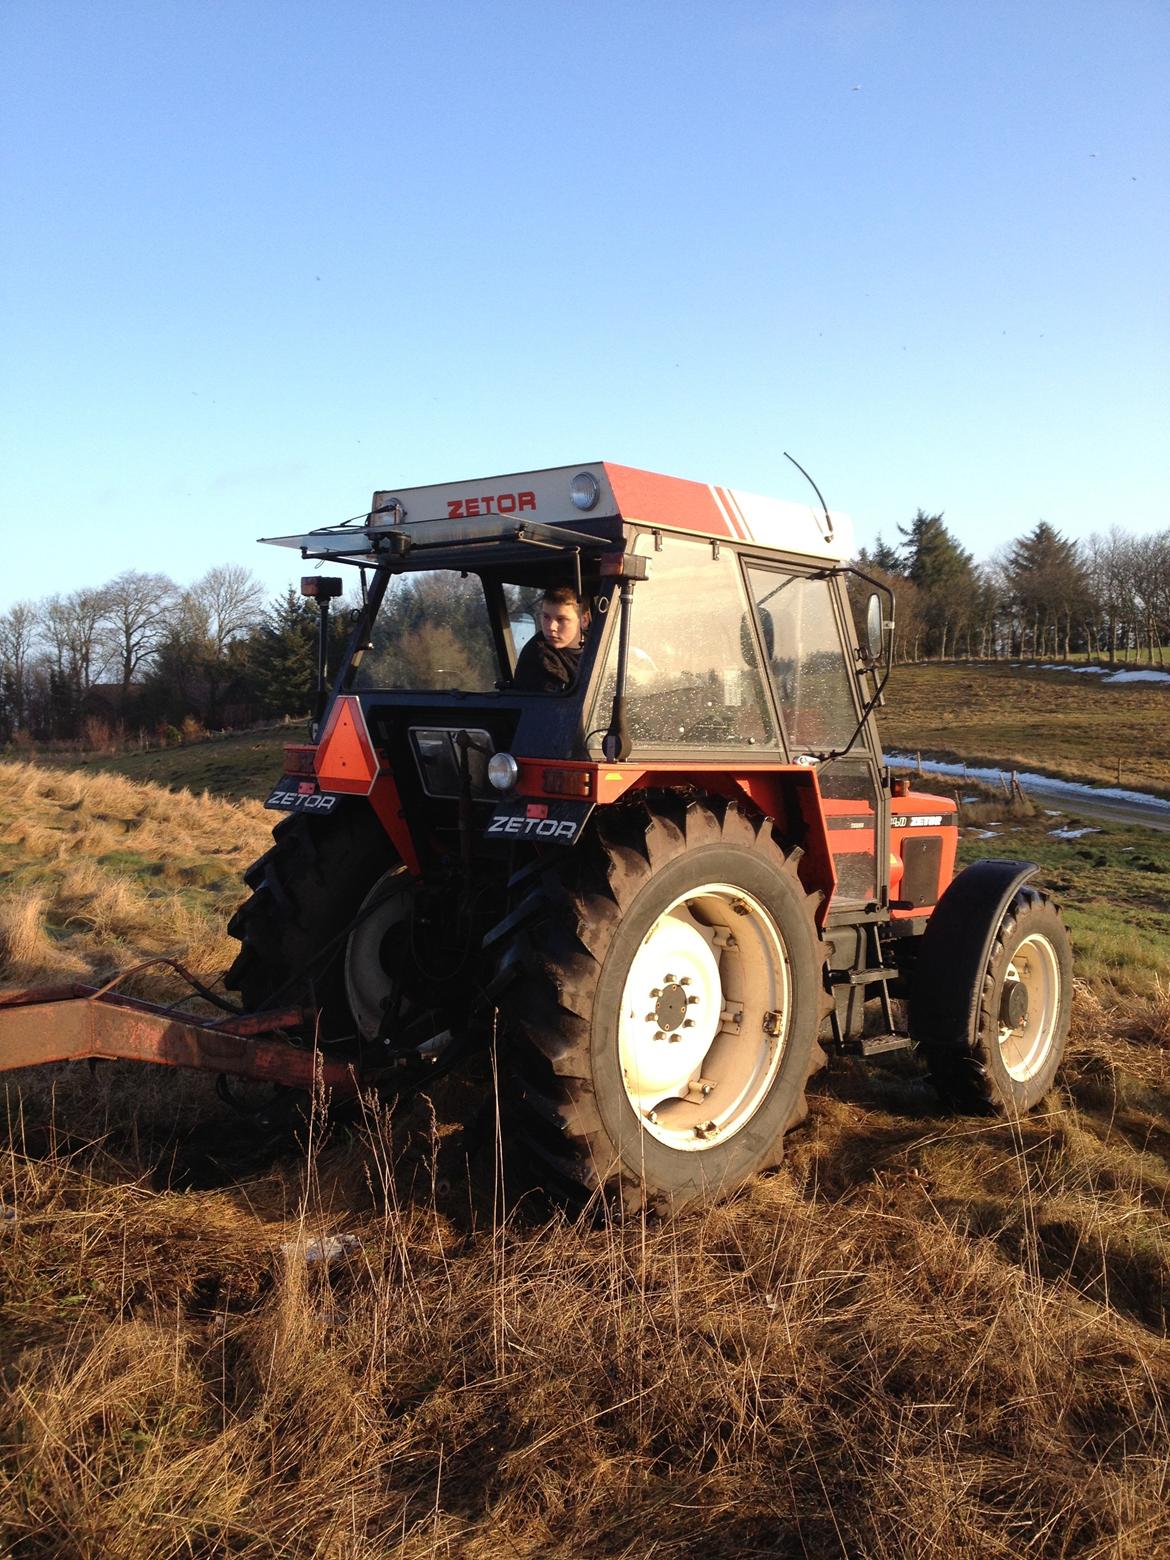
743 564 887 914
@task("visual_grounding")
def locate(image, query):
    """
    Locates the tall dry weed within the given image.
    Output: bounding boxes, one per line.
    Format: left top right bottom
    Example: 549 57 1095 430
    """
0 893 88 984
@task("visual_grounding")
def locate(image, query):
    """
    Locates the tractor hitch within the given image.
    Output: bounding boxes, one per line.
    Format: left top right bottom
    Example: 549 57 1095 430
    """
0 984 360 1096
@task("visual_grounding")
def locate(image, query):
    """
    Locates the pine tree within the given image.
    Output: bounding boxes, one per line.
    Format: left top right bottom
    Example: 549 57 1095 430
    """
249 589 318 717
1005 522 1088 659
897 511 976 658
857 534 902 574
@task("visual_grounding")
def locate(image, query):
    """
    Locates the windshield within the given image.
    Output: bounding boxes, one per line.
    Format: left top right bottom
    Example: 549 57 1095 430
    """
350 572 499 691
347 572 555 693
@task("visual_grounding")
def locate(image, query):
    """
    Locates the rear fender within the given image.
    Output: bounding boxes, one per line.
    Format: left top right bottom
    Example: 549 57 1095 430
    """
593 765 837 925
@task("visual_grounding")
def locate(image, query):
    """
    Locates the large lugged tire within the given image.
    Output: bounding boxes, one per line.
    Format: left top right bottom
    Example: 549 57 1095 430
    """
495 794 830 1211
225 806 397 1037
913 885 1072 1114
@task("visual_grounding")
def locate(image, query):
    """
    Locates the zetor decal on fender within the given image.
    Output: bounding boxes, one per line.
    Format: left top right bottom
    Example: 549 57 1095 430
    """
487 814 579 842
485 797 593 843
264 778 341 814
447 491 536 519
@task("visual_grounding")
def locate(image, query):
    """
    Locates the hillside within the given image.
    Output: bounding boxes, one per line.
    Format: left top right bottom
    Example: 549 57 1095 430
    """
0 762 1167 1556
881 661 1170 796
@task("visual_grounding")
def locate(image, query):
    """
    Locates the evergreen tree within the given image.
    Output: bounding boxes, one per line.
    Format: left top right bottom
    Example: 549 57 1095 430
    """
897 511 976 658
1005 522 1089 659
857 533 902 574
249 589 318 716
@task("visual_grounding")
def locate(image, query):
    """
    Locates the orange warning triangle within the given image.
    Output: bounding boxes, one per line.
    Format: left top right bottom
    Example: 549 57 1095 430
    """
314 696 379 794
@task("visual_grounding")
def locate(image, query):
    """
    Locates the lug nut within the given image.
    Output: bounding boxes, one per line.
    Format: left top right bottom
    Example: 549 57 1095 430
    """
683 1019 695 1029
650 987 661 997
687 994 700 1005
680 976 691 987
654 1030 665 1042
664 973 676 983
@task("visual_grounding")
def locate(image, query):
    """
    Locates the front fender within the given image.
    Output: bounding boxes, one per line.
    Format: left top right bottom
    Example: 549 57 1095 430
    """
908 859 1039 1049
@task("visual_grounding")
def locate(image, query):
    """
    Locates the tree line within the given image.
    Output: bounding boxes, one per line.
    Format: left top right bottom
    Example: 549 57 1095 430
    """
0 566 329 743
858 515 1170 665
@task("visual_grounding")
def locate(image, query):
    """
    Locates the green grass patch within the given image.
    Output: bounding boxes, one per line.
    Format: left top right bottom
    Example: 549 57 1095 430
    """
35 726 291 803
955 806 1170 999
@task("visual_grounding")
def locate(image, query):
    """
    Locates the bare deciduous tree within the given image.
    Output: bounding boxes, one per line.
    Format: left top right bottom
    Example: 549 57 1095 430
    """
99 571 180 703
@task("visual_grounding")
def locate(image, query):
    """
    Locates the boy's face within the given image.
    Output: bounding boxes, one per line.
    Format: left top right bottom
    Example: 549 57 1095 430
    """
540 598 589 648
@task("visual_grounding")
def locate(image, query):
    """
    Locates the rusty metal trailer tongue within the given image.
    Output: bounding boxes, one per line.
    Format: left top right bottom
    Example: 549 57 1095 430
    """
0 985 360 1094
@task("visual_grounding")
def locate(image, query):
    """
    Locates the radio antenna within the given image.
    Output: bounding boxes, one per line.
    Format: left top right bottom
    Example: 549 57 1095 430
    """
783 451 833 544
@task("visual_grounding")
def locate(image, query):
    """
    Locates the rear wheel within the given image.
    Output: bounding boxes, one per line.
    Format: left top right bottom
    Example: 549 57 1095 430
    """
225 807 397 1039
496 795 829 1210
912 886 1072 1113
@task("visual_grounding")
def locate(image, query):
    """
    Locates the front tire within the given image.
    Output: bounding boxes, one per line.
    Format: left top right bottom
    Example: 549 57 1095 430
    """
912 886 1072 1114
497 795 829 1210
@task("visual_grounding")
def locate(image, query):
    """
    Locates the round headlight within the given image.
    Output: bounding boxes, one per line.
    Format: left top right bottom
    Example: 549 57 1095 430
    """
488 752 520 791
570 471 600 511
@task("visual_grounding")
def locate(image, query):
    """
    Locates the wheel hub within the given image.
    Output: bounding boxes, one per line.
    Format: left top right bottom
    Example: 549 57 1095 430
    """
999 977 1029 1030
344 869 413 1041
654 981 689 1033
998 934 1061 1082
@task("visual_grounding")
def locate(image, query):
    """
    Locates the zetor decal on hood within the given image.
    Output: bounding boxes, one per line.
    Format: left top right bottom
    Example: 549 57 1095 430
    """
447 491 536 519
485 797 593 843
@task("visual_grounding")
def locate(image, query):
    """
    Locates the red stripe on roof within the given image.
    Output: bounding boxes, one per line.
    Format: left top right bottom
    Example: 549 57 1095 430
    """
723 487 754 542
603 463 733 539
714 486 748 540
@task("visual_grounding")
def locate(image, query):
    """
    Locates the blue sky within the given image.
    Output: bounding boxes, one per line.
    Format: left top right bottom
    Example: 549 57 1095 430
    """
2 0 1166 610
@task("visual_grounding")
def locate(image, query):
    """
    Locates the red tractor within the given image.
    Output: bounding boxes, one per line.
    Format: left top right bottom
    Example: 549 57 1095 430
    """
0 462 1072 1206
213 461 1072 1209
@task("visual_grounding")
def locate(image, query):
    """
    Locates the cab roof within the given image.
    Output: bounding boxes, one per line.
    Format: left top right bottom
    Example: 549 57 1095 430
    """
259 461 854 569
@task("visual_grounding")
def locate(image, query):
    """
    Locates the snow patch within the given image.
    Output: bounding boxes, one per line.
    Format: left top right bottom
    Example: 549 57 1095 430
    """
1028 662 1169 685
886 753 1170 813
1049 826 1100 839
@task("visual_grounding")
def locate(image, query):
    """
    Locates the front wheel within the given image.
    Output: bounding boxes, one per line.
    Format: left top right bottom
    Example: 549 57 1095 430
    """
911 884 1073 1114
496 795 829 1210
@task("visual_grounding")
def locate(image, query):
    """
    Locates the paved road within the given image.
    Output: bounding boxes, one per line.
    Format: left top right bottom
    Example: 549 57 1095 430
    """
1016 778 1170 834
886 753 1170 834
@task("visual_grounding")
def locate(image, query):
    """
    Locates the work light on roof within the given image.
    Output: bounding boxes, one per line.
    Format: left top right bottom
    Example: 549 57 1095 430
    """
570 471 600 511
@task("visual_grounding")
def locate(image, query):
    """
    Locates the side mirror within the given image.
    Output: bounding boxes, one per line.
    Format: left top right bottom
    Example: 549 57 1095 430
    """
865 592 886 660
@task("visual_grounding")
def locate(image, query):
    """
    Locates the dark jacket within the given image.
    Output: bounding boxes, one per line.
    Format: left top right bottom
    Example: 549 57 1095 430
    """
513 634 582 693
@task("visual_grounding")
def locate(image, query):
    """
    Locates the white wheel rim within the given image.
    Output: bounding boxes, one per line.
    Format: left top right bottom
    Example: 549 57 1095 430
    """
617 882 792 1151
345 871 411 1040
998 932 1061 1082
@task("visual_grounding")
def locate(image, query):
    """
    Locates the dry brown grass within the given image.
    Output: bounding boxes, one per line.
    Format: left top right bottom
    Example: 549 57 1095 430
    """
2 1052 1167 1559
0 760 270 1003
0 762 1167 1557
